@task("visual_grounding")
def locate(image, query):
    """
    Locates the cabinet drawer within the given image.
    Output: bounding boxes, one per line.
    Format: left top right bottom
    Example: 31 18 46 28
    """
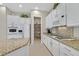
60 51 73 56
60 43 79 56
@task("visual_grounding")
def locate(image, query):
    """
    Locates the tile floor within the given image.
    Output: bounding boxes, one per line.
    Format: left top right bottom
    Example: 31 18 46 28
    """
29 39 52 56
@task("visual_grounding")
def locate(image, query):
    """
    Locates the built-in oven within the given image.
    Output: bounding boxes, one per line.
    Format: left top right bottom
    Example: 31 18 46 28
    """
9 29 16 32
8 27 18 34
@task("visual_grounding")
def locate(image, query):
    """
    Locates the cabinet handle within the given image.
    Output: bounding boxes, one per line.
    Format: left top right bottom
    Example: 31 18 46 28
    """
61 15 64 18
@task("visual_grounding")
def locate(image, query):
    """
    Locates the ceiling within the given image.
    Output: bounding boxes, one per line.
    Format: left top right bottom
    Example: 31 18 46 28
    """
3 3 54 14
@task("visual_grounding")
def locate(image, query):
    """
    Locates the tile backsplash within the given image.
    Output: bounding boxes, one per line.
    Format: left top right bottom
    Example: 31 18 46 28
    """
73 26 79 39
51 26 74 38
51 26 79 39
57 27 74 38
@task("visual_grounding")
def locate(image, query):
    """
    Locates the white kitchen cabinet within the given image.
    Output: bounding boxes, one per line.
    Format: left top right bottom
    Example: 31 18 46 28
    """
53 3 79 26
45 15 50 28
52 9 60 27
54 3 66 26
7 15 21 39
42 35 48 47
46 36 53 51
42 35 60 56
7 15 31 39
44 36 48 47
45 36 60 56
6 44 29 56
45 10 54 28
58 4 66 26
66 3 79 26
43 34 79 56
60 43 73 56
52 39 60 56
46 3 79 27
23 18 31 38
42 35 53 52
60 43 79 56
51 9 57 22
45 15 49 28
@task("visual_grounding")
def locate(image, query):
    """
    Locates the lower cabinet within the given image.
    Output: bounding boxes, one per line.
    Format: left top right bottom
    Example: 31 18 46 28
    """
60 43 79 56
60 43 73 56
42 35 60 56
46 36 52 51
42 34 79 56
6 45 29 56
52 39 60 56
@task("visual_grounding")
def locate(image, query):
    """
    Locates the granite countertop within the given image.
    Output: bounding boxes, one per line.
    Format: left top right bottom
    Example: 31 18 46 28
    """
0 38 29 56
61 40 79 51
43 33 79 51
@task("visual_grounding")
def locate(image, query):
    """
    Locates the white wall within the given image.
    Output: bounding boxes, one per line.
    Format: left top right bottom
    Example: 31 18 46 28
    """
0 6 7 40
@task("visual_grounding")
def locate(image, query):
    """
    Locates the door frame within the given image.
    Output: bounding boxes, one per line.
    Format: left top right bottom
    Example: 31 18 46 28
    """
31 14 42 45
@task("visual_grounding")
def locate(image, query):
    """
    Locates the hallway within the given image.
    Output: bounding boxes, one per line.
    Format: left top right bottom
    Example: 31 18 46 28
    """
29 39 52 56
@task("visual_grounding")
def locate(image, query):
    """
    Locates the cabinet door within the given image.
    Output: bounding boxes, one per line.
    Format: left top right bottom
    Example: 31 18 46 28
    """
60 43 73 56
51 10 56 25
45 36 50 50
56 3 66 26
45 16 49 28
52 10 60 26
46 11 53 28
52 39 60 56
43 35 47 46
47 37 53 51
46 15 51 28
67 3 79 26
60 43 79 56
59 4 66 26
24 18 31 38
49 11 53 28
6 45 29 56
43 36 53 52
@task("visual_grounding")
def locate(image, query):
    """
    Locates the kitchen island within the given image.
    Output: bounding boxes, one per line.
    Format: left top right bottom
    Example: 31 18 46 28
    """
0 38 30 56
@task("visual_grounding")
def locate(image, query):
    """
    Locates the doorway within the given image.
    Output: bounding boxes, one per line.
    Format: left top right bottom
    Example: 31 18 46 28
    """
34 17 41 41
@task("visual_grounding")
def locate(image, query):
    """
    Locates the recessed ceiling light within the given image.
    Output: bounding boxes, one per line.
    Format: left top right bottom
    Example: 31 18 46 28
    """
19 4 22 8
35 7 39 10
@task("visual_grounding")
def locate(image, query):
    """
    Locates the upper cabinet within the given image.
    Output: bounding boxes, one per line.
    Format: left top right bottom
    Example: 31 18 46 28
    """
53 3 66 26
45 3 79 28
57 3 66 26
66 3 79 26
46 10 53 28
57 3 79 26
45 3 66 28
